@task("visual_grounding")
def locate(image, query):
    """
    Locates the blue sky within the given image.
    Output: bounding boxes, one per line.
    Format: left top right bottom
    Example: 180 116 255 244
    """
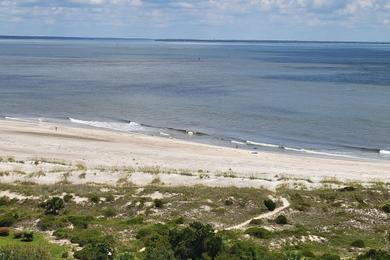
1 0 389 41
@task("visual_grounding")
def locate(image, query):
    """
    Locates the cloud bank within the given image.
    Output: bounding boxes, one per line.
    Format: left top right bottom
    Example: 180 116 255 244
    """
0 0 389 41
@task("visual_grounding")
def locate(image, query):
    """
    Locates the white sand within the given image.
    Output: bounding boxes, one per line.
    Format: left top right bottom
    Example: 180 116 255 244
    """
1 119 390 188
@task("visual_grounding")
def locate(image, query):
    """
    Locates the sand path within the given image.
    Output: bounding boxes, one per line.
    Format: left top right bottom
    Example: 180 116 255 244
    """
226 197 290 230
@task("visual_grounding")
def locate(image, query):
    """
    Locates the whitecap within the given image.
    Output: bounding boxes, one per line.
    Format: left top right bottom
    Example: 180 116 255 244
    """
246 140 280 148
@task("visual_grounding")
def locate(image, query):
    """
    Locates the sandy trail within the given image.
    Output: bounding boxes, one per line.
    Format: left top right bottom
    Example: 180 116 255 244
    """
226 197 290 230
1 119 390 185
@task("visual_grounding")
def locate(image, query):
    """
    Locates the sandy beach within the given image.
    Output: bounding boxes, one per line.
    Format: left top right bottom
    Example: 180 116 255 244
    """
0 118 390 188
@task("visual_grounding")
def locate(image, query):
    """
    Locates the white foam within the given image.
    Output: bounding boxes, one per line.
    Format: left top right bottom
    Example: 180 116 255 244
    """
246 140 280 148
69 118 143 132
231 140 246 145
380 150 390 155
5 116 37 122
159 131 170 137
283 147 357 159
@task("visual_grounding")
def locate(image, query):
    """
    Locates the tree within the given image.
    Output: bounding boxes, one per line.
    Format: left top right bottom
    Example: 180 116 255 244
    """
44 197 65 215
170 222 223 259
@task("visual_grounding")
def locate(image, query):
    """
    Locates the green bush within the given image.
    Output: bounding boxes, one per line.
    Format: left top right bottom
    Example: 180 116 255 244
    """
53 228 70 239
264 199 276 211
0 227 9 236
338 186 356 192
0 244 51 260
13 230 34 242
70 229 107 246
215 240 270 260
0 197 11 207
118 252 135 260
320 253 340 260
104 194 115 202
249 219 263 225
245 227 271 239
43 197 65 215
74 242 114 260
154 199 164 208
89 194 100 203
37 215 68 231
20 231 34 242
382 204 390 213
67 215 93 229
63 194 73 203
275 215 288 225
170 222 223 259
351 239 365 248
0 212 18 227
224 199 233 206
103 208 116 218
356 249 390 260
127 216 144 225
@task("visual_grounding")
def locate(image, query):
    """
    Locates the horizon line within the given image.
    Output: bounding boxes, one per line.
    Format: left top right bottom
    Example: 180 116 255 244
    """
1 35 390 44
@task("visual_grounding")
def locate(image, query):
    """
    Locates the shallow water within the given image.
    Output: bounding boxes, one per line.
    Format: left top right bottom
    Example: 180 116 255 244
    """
0 37 389 159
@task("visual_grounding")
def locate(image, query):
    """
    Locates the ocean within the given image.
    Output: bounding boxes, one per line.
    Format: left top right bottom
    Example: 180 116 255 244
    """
0 37 389 159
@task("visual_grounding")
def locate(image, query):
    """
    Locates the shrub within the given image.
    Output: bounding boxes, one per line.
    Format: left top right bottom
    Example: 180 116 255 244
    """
171 216 184 225
53 228 70 239
338 186 356 192
0 227 9 236
171 222 223 259
382 204 390 213
154 199 164 208
356 249 390 260
67 215 93 229
13 230 34 242
0 197 10 207
43 197 65 215
74 242 114 260
63 194 73 203
89 194 100 204
249 219 263 225
264 199 276 211
118 252 135 260
20 231 34 242
70 229 107 246
245 227 271 239
351 239 365 248
103 208 116 218
275 215 288 225
127 216 144 225
224 199 233 206
0 244 51 260
61 251 69 258
13 231 23 239
320 253 341 260
104 194 115 202
0 212 18 227
37 215 68 231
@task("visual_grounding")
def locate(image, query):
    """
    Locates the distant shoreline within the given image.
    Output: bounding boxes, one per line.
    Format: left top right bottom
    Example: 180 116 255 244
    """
1 35 390 45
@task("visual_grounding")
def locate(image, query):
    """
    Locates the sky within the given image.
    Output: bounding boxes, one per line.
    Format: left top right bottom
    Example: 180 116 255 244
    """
0 0 390 41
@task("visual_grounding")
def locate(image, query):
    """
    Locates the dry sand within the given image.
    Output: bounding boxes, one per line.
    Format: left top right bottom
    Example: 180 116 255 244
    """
0 119 390 188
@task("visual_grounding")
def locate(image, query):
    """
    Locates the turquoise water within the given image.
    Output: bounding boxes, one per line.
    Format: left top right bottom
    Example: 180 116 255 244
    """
0 37 389 159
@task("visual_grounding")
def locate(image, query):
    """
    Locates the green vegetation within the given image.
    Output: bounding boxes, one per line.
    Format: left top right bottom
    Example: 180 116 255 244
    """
351 239 366 248
382 204 390 213
42 197 65 215
0 180 389 259
275 215 288 225
264 199 276 211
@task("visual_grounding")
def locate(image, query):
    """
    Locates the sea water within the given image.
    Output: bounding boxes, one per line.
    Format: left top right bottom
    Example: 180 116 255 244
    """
0 37 389 159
